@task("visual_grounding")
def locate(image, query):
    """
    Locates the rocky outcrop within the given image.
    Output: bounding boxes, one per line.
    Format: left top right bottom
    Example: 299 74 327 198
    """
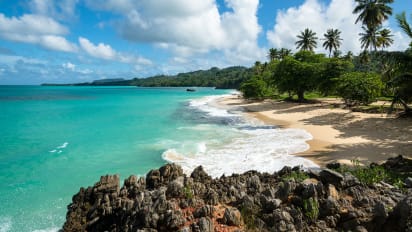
63 157 412 232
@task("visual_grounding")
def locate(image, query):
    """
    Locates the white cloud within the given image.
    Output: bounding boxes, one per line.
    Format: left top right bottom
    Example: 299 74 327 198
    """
78 37 152 65
78 37 116 60
266 0 410 53
62 62 75 70
267 0 362 53
86 0 264 65
0 13 77 52
0 13 68 35
29 0 79 21
41 35 78 52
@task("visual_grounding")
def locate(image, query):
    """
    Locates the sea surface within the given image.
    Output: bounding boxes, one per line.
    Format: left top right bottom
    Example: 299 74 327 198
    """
0 86 317 231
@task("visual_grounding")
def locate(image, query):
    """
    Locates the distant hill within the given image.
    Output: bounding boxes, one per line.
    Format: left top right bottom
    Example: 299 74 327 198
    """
42 66 252 89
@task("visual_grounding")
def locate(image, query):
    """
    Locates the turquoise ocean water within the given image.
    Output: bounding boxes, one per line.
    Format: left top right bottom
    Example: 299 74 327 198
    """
0 86 317 231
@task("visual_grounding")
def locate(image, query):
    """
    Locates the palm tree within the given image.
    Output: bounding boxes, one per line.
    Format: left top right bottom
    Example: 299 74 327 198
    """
296 28 318 51
343 51 354 61
279 48 292 59
359 25 379 51
353 0 394 28
323 28 343 57
377 28 393 50
268 48 279 62
396 12 412 48
254 61 263 75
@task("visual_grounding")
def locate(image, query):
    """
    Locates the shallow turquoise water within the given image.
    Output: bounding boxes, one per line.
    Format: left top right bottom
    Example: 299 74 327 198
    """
0 86 231 231
0 86 318 231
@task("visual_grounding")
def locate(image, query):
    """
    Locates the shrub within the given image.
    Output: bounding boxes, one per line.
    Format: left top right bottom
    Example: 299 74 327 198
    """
282 170 309 182
336 72 383 106
240 76 268 99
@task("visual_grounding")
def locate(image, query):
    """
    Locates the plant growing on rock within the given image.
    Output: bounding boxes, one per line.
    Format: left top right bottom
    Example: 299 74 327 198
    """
303 197 319 222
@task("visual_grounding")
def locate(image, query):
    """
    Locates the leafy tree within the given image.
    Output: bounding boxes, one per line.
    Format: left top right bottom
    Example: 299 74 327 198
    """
318 58 354 96
336 72 384 106
323 28 343 57
333 50 342 58
396 12 412 48
131 66 252 89
377 28 394 50
353 0 394 29
273 51 324 101
240 76 268 99
296 28 318 51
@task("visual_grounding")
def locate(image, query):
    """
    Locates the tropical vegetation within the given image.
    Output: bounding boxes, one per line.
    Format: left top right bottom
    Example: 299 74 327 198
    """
239 0 412 115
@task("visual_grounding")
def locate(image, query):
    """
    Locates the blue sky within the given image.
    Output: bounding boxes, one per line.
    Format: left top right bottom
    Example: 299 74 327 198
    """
0 0 411 85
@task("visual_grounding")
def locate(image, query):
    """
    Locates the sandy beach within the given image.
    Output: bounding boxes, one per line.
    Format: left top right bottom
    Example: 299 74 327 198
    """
218 94 412 167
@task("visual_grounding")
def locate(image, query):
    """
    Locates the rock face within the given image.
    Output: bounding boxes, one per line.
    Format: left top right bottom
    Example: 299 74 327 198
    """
63 158 412 232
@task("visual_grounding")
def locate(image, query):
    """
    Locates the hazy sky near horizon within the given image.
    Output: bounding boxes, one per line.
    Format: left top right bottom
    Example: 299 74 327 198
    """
0 0 411 84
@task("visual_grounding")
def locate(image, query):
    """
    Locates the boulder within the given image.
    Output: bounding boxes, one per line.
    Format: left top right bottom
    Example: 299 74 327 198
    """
319 169 344 188
223 207 242 226
191 166 211 182
197 217 214 232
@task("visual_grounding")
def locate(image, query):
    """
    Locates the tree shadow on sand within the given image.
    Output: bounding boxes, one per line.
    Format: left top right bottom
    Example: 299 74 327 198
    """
302 113 412 141
303 141 412 165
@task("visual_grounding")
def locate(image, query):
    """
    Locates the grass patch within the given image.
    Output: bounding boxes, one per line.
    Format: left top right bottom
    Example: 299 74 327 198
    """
334 160 406 189
183 184 193 199
303 197 319 223
281 171 309 182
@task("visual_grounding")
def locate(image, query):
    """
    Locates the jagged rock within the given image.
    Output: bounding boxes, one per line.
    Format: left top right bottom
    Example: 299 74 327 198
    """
405 177 412 188
276 180 296 202
63 158 412 232
223 207 242 226
272 209 295 232
384 196 412 232
326 162 341 170
197 217 214 232
246 175 262 193
278 166 292 176
342 173 360 188
94 175 120 194
383 155 412 174
190 166 211 182
147 164 183 189
166 177 184 197
194 205 214 218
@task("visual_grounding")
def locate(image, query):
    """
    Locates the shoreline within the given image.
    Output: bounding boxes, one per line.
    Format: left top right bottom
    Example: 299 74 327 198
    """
217 93 412 167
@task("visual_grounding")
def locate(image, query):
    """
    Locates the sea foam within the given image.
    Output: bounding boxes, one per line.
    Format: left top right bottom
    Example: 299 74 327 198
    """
0 217 11 232
163 94 319 178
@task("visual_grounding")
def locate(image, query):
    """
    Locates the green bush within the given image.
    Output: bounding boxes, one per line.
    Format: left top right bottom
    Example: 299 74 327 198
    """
282 171 309 182
336 72 383 106
240 76 268 99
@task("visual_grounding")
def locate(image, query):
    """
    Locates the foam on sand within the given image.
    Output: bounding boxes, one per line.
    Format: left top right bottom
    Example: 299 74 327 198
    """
163 95 319 178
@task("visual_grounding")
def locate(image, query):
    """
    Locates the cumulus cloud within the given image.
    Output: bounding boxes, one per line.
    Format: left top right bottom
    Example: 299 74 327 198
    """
0 13 77 52
266 0 409 54
85 0 264 65
79 37 117 60
267 0 362 53
78 37 152 65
